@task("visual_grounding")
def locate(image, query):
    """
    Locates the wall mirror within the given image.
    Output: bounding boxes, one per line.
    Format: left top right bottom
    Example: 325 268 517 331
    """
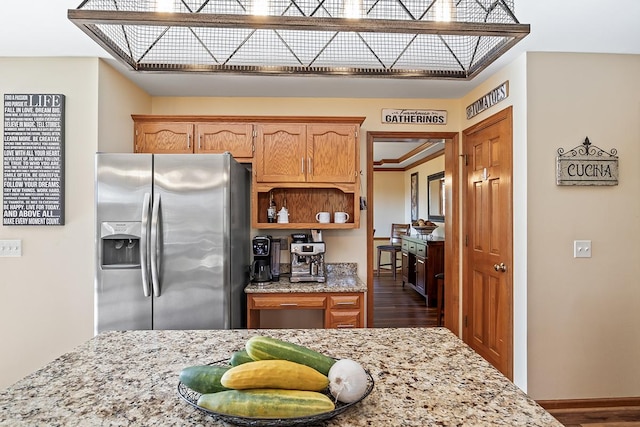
427 171 445 222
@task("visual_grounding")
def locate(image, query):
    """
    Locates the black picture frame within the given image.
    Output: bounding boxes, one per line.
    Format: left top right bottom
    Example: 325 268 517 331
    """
410 172 419 222
427 171 445 222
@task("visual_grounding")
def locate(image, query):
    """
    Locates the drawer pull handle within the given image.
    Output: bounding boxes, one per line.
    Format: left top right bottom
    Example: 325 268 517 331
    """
336 302 356 306
336 324 355 328
279 303 298 307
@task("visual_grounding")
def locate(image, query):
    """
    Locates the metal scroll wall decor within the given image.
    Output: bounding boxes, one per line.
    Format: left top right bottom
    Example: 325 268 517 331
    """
556 137 618 186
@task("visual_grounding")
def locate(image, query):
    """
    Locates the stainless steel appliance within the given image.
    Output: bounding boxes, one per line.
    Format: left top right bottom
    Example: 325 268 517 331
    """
290 242 326 283
95 153 250 333
251 236 273 283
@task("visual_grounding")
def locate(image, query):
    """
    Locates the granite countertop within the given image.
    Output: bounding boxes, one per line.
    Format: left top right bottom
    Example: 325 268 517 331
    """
245 262 367 294
0 328 561 426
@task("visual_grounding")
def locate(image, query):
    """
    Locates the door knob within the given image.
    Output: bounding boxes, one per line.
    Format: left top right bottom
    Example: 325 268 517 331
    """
493 262 507 272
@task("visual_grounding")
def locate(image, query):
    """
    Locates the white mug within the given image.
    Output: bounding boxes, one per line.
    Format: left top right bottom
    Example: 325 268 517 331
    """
316 211 330 223
334 212 350 223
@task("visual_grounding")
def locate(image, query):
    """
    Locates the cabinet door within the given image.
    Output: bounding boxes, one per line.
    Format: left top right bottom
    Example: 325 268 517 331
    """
415 255 426 295
401 251 409 283
255 124 306 182
196 123 254 159
134 122 193 153
328 310 361 328
306 124 358 183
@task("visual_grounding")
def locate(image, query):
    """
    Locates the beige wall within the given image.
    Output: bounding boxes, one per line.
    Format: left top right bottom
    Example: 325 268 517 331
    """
405 155 446 226
0 58 149 389
373 170 405 236
525 52 640 399
2 53 639 401
98 61 152 152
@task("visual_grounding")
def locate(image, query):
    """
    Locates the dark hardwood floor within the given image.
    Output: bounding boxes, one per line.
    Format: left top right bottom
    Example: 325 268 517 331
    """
372 271 640 427
372 272 438 328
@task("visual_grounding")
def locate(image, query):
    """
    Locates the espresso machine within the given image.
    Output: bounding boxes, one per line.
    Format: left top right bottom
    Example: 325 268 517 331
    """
251 236 273 283
290 234 326 283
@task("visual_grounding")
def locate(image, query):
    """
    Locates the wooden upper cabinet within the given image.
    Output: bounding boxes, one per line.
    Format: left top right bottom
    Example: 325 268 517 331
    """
307 124 358 183
255 124 307 183
255 123 358 183
134 122 193 153
196 123 254 160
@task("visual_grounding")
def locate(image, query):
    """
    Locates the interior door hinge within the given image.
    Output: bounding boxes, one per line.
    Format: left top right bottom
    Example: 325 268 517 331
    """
465 235 469 246
460 154 469 166
464 315 468 327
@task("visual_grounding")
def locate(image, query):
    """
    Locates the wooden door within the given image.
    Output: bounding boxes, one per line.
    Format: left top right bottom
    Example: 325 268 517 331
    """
306 124 358 183
255 124 306 182
134 122 193 153
462 107 513 379
196 123 254 160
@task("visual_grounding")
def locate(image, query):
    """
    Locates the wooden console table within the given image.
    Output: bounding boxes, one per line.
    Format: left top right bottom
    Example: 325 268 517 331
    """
401 236 444 306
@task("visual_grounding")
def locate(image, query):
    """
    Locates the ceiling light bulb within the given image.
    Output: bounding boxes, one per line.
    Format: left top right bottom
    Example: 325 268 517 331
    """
344 0 362 19
155 0 174 13
433 0 453 22
253 0 270 16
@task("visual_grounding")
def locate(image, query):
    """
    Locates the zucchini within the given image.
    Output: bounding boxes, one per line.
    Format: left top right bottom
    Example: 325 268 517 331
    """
245 336 336 376
229 349 254 366
179 365 231 394
221 360 329 391
197 389 335 418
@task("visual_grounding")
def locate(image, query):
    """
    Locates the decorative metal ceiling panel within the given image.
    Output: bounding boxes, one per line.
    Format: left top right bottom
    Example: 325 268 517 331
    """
69 0 529 79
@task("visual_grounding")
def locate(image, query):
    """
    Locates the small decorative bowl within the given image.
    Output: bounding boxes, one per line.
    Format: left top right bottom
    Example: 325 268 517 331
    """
413 225 437 236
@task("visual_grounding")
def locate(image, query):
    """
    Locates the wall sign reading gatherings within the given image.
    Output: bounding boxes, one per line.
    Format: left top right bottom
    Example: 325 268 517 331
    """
3 94 65 225
382 109 447 125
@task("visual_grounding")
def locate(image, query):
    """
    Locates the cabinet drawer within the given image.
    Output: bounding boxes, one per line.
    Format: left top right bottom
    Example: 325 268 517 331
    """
401 240 409 251
407 241 416 253
328 310 361 328
328 295 361 309
416 243 426 257
250 295 326 309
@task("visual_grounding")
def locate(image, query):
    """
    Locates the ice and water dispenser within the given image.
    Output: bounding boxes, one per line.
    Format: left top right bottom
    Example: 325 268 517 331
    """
100 222 142 268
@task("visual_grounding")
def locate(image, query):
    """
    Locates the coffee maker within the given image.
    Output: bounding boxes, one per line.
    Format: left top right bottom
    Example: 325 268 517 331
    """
251 236 273 283
290 234 326 283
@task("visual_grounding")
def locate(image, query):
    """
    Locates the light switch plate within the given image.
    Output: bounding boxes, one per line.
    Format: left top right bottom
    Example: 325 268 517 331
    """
0 239 22 257
573 240 591 258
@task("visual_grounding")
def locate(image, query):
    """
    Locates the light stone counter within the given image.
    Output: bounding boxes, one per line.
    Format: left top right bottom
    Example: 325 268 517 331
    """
0 328 561 426
245 263 367 294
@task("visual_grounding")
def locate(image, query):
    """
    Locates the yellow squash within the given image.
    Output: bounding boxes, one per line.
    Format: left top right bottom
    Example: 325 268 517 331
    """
220 359 329 391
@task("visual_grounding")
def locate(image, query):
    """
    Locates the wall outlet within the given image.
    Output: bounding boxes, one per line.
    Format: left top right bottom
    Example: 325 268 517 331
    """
573 240 591 258
0 239 22 257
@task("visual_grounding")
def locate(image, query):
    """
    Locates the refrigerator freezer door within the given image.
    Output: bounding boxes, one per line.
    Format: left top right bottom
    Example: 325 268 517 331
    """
152 154 230 329
95 153 153 333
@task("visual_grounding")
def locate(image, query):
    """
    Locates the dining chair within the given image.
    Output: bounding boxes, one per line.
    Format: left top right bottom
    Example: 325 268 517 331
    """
376 223 410 279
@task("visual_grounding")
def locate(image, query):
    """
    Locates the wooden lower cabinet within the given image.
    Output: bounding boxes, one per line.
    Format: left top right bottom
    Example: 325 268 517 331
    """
401 237 444 306
247 292 365 329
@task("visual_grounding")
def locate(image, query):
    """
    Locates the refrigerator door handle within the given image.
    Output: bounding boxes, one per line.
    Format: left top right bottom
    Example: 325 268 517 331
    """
140 192 152 297
150 194 162 297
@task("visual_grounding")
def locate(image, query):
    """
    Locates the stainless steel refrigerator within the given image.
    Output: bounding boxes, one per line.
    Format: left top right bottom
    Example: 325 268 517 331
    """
95 153 250 333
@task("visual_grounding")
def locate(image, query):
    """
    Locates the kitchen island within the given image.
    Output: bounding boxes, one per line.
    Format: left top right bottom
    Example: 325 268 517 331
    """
0 328 561 426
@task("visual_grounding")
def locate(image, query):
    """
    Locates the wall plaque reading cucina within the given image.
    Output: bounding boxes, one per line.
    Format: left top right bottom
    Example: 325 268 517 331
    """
3 93 65 225
556 137 618 186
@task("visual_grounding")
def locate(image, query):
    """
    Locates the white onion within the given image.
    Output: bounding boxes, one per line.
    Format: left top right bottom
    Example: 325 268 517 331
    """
328 359 369 403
